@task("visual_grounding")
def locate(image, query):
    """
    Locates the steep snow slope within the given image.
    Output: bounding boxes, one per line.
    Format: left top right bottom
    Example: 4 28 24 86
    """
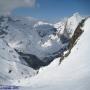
20 18 90 90
0 39 37 85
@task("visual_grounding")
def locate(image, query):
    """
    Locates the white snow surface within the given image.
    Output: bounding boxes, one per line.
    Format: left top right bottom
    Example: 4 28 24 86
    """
0 39 37 85
19 18 90 90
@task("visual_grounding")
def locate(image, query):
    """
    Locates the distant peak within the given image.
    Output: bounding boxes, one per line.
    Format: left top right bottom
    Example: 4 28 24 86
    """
73 12 80 17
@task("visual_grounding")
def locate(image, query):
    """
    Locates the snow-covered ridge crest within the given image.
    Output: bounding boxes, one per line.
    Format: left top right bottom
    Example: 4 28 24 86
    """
54 13 83 38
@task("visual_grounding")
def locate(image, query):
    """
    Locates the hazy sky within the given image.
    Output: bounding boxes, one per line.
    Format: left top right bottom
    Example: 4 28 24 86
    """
0 0 90 22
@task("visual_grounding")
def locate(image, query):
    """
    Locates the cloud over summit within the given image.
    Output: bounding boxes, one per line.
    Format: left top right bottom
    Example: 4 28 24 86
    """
0 0 36 15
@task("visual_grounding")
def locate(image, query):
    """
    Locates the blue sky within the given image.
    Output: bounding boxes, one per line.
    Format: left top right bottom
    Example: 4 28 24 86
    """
12 0 90 22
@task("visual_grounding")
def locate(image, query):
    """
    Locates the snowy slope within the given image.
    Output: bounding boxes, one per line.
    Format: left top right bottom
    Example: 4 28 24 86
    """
20 18 90 90
0 39 37 85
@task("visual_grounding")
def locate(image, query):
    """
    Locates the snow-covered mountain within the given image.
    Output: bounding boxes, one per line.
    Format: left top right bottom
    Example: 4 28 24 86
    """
0 13 89 89
54 13 83 38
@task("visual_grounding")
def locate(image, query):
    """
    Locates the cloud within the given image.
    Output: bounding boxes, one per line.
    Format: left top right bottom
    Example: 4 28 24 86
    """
0 0 36 15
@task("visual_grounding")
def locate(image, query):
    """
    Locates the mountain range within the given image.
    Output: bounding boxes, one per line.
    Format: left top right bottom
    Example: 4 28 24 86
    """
0 13 90 90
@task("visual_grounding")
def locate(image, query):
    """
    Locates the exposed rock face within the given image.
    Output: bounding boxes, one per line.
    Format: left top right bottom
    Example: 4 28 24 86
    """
59 18 87 63
68 19 86 49
15 49 50 70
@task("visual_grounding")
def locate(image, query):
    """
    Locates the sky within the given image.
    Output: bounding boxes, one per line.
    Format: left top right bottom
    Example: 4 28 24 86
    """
0 0 90 22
